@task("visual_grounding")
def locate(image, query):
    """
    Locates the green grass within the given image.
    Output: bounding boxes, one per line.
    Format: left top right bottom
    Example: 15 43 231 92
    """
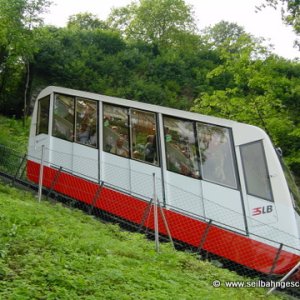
0 183 285 300
0 115 30 152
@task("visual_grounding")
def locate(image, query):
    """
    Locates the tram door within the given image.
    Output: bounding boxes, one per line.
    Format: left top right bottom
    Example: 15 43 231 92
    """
101 105 130 192
72 98 98 181
162 118 246 233
129 109 163 201
50 94 74 172
50 94 99 180
101 105 163 201
197 124 246 232
163 117 205 217
32 95 51 164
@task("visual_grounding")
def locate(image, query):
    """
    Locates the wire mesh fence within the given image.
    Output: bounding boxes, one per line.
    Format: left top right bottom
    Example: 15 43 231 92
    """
0 143 299 295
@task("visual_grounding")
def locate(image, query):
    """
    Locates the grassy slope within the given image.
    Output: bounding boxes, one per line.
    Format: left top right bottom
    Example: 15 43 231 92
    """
0 116 29 153
0 183 284 300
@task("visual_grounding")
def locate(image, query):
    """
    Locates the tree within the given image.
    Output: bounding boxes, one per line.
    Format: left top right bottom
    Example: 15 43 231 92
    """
192 22 300 178
107 0 197 48
0 0 52 120
201 21 246 48
32 27 127 93
67 13 108 30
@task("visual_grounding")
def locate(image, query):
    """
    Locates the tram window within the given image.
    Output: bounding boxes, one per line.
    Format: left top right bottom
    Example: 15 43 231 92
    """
36 96 50 135
164 116 199 178
75 98 98 147
52 94 74 142
240 141 273 201
103 104 129 158
197 124 237 188
131 109 159 165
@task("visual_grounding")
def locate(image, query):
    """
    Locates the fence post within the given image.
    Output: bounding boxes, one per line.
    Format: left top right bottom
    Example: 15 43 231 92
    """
268 243 283 278
267 260 300 295
198 219 213 253
157 200 175 249
12 153 27 185
46 166 63 200
38 145 45 202
138 198 153 233
88 181 104 215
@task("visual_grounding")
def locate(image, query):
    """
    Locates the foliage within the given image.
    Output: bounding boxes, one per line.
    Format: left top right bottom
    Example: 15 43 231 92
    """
107 0 197 48
0 116 30 176
192 21 300 179
0 0 52 117
31 25 213 109
201 21 247 49
0 115 29 152
0 183 283 300
67 13 108 31
0 0 299 179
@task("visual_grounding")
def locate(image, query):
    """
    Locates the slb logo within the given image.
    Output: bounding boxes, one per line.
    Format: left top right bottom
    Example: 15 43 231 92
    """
252 205 273 216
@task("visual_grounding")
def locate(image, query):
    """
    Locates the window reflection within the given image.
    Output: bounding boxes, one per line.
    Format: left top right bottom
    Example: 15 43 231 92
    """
131 109 158 165
241 141 272 200
164 116 199 178
75 98 98 147
197 123 237 188
36 96 50 135
53 94 74 142
103 104 129 158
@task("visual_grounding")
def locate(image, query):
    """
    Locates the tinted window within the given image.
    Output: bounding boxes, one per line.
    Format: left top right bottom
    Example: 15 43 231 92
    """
164 116 199 178
131 109 159 165
240 141 273 201
75 98 98 147
197 124 237 188
103 104 129 158
53 94 74 142
36 96 50 135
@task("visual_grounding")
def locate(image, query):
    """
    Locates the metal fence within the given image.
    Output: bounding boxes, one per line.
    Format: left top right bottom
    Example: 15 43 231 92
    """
0 144 299 296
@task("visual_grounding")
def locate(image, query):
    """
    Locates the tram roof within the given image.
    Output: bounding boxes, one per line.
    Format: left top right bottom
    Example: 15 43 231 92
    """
38 86 251 130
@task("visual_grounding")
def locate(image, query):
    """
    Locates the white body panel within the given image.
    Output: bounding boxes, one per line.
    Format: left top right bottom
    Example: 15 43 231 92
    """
101 152 130 192
73 143 98 181
50 138 73 172
28 134 51 165
202 181 245 232
164 171 205 218
130 160 163 201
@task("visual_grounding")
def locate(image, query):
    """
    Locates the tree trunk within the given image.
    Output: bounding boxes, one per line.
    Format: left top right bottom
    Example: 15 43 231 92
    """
23 60 30 127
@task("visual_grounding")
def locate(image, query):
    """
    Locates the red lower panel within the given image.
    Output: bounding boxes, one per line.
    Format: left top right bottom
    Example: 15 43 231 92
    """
27 160 300 276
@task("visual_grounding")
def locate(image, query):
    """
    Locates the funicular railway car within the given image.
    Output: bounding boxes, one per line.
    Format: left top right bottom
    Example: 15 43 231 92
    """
27 86 300 278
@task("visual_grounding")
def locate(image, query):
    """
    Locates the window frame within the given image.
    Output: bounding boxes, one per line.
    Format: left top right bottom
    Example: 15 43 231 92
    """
163 115 200 179
196 122 238 189
36 95 50 136
52 93 99 148
240 140 274 202
52 93 75 142
130 108 160 167
162 114 239 189
74 97 99 149
102 103 130 159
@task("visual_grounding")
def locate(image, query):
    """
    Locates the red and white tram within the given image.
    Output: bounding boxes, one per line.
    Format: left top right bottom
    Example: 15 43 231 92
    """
27 86 300 277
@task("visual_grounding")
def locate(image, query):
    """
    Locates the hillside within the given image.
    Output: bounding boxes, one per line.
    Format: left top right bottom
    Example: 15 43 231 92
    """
0 183 285 300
